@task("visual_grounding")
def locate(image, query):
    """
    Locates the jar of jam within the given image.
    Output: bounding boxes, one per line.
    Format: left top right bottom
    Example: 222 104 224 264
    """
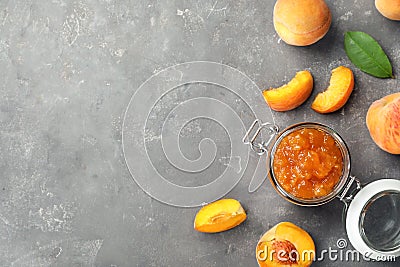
243 120 400 260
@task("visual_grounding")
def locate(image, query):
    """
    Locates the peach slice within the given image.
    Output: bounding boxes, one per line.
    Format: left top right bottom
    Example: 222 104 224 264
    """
256 222 315 267
263 70 313 111
194 199 246 233
366 92 400 154
311 66 354 113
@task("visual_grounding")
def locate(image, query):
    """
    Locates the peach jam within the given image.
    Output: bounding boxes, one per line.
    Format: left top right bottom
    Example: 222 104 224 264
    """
272 127 343 199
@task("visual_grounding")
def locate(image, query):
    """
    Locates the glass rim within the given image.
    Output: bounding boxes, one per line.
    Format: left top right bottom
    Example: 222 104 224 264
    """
345 179 400 259
359 190 400 252
268 122 351 206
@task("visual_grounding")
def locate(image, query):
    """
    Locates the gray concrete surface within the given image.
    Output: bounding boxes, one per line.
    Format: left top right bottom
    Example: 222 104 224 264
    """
1 0 399 266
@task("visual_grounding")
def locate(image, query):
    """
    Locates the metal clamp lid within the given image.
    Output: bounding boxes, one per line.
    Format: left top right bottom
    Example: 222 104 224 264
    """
242 119 279 155
338 175 362 204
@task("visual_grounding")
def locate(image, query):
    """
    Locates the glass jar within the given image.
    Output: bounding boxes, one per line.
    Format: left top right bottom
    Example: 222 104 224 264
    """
268 122 351 206
243 120 400 260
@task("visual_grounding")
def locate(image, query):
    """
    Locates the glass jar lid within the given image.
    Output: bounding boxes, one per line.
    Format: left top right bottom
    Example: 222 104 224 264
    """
345 179 400 260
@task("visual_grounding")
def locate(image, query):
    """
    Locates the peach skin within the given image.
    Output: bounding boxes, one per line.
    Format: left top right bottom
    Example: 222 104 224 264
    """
366 92 400 154
375 0 400 20
273 0 332 46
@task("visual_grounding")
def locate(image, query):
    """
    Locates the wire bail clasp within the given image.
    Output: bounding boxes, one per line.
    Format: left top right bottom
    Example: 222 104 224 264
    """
243 119 279 155
338 175 362 204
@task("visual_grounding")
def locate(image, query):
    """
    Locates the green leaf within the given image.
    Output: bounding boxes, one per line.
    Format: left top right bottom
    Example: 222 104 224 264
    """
344 31 393 79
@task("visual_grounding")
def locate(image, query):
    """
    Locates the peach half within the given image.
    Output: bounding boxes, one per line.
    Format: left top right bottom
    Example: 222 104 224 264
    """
256 222 315 267
366 92 400 154
194 199 246 233
312 66 354 114
263 70 313 111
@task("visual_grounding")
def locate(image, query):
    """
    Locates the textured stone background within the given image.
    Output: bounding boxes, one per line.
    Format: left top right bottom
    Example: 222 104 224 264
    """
0 0 399 266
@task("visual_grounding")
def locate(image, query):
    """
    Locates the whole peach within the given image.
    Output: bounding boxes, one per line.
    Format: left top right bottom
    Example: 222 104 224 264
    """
375 0 400 20
273 0 331 46
366 92 400 154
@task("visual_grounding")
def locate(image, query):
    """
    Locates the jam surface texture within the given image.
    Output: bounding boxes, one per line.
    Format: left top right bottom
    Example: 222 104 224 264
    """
272 128 343 199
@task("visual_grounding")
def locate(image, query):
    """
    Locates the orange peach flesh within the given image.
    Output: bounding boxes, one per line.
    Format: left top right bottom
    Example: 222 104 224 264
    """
194 199 247 233
256 222 315 267
263 70 313 111
311 66 354 113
